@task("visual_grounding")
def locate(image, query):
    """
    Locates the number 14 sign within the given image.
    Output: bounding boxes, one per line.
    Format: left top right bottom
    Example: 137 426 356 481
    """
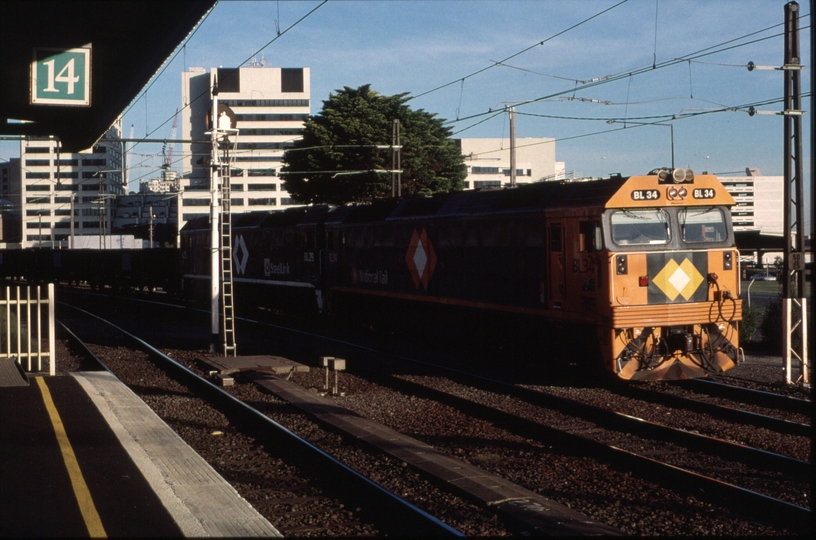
31 46 91 106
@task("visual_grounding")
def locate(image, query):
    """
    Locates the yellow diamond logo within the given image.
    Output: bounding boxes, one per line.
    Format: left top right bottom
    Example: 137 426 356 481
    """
652 258 705 301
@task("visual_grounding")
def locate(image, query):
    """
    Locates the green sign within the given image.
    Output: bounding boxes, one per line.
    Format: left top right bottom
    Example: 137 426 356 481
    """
31 46 91 106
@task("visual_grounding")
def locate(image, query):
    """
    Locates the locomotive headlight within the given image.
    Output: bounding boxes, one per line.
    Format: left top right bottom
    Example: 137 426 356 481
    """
657 168 694 185
672 168 694 183
616 254 628 275
678 187 688 197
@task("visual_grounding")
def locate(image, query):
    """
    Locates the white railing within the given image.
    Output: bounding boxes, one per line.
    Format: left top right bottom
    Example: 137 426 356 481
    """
1 284 55 376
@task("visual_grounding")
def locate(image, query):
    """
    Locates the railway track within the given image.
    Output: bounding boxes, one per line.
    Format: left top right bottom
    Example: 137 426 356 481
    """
605 380 810 438
55 291 809 535
330 361 810 531
56 307 467 537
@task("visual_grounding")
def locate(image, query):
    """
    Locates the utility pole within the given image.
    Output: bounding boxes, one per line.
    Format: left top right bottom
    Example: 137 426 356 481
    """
781 1 808 385
392 119 401 197
509 107 516 187
209 76 221 353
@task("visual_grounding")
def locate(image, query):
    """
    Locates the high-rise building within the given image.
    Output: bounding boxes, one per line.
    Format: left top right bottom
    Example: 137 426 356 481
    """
180 64 310 231
8 122 124 248
718 168 784 234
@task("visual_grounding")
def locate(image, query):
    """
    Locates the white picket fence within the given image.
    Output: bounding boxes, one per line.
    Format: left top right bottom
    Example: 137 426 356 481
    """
1 284 55 376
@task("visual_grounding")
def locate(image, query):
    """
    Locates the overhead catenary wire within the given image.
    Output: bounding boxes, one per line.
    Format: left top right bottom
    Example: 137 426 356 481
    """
410 0 631 101
448 21 808 129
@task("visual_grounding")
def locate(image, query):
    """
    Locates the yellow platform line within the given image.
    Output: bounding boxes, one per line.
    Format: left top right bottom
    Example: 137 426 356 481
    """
35 377 107 538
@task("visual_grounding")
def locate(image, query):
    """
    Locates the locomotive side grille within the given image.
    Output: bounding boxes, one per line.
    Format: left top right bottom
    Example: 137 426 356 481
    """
610 299 742 327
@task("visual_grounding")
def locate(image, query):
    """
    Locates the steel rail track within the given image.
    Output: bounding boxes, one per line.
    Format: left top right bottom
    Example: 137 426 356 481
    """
602 382 811 437
57 303 464 538
56 291 811 535
367 373 811 535
678 378 812 415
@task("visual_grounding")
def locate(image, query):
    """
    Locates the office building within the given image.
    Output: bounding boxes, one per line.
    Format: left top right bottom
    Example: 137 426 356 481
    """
180 63 310 232
7 122 124 248
717 168 784 234
456 138 558 189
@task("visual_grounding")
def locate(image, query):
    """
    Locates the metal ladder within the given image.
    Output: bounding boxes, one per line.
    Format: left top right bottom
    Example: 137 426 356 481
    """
220 167 236 356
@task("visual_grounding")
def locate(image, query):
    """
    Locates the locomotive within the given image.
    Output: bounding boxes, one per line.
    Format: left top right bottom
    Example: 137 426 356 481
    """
181 168 743 381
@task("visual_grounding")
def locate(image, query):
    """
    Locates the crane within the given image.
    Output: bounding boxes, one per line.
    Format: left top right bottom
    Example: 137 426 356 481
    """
163 108 179 170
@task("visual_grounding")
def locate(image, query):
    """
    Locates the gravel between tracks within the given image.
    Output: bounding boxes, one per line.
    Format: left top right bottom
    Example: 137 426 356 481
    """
54 324 808 536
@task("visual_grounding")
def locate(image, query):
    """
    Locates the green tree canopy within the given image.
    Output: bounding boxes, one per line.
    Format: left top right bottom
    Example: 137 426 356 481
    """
282 85 466 205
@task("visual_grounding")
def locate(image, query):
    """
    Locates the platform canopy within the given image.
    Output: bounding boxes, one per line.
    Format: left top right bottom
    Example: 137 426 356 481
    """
0 0 216 152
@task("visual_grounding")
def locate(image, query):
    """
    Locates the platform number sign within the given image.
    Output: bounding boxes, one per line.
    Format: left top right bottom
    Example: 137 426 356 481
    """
31 46 91 106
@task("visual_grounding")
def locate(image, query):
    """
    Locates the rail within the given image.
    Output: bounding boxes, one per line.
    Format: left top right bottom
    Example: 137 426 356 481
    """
1 284 55 376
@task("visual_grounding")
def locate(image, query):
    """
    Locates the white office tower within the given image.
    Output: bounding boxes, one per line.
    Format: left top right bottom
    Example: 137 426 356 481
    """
12 121 124 248
456 138 557 189
180 64 310 229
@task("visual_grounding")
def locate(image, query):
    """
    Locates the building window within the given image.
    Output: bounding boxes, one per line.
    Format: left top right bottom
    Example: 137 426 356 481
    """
230 199 245 206
81 159 106 166
182 198 210 206
472 167 499 175
221 99 309 108
27 222 51 229
26 197 50 204
235 113 309 122
26 209 50 216
248 168 276 177
55 159 79 166
241 128 303 136
25 147 51 153
249 198 276 206
280 198 297 205
25 159 50 166
216 67 241 93
474 180 501 188
26 184 51 191
248 183 277 191
25 172 51 179
281 68 304 93
235 156 284 163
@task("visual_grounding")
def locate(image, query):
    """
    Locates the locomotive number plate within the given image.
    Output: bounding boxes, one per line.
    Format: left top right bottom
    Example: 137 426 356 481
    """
631 189 660 201
692 188 716 199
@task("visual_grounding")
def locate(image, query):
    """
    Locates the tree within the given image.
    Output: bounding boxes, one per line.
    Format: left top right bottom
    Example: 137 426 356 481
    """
282 85 466 205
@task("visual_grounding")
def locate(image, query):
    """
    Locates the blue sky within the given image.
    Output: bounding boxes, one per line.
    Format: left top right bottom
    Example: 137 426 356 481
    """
3 0 812 211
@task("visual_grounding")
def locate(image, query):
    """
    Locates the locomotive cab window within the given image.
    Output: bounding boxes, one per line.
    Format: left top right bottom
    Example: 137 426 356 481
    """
579 220 602 252
610 209 670 246
679 207 727 243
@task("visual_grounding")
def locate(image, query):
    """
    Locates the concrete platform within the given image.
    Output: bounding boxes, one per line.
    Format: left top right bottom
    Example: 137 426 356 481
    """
0 357 28 387
0 371 281 537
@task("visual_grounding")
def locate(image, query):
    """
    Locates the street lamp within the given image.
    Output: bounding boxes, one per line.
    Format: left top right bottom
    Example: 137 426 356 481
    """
606 120 674 170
